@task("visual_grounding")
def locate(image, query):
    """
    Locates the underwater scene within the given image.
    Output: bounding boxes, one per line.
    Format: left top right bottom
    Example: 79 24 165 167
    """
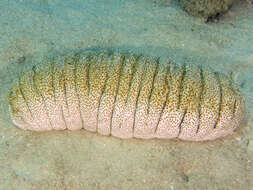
0 0 253 189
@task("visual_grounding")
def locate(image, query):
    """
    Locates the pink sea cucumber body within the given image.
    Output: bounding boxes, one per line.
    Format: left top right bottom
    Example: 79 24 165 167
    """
8 51 245 141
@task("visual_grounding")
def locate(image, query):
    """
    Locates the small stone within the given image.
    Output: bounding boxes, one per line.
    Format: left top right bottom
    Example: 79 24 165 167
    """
17 55 26 64
247 139 253 152
182 174 189 183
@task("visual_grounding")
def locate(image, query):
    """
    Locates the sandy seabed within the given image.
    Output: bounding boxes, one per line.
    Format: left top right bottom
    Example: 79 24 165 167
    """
0 0 253 189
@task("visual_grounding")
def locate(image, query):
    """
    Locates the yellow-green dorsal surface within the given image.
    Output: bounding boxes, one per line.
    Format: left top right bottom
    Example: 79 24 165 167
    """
8 51 245 141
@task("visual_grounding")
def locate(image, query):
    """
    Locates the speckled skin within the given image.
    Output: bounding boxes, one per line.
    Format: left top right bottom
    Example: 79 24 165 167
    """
8 51 245 141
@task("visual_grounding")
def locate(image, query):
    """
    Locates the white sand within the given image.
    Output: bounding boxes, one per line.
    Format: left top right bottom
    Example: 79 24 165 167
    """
0 0 253 189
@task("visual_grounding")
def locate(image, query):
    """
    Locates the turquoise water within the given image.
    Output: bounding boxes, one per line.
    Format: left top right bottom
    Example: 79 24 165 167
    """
0 0 253 189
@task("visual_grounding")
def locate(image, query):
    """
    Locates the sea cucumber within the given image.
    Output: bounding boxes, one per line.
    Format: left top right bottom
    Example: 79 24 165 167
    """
8 51 245 141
